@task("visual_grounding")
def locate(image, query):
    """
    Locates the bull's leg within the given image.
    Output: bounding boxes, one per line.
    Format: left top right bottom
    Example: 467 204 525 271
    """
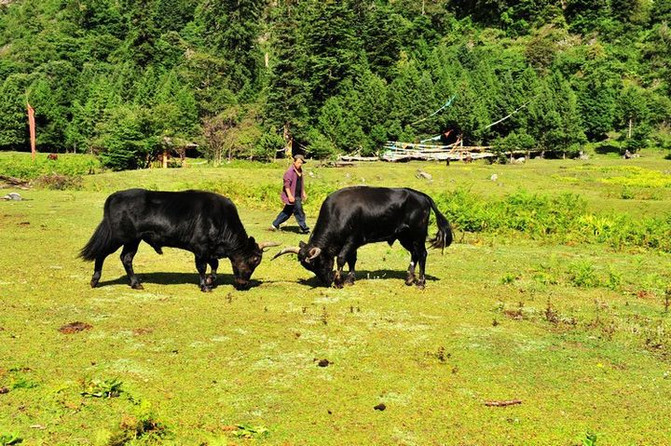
333 256 345 289
90 256 106 288
344 250 357 285
120 240 142 289
334 244 355 288
195 255 211 292
415 242 428 289
206 258 219 287
405 259 417 286
90 241 122 288
399 237 417 286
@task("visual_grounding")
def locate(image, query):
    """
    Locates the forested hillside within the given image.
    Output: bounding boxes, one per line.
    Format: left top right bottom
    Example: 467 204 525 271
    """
1 0 670 169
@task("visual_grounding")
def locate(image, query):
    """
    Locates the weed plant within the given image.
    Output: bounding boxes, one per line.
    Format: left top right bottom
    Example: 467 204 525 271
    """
0 152 100 179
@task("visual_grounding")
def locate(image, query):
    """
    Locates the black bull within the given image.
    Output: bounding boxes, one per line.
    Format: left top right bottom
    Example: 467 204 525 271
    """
80 189 277 291
273 186 453 288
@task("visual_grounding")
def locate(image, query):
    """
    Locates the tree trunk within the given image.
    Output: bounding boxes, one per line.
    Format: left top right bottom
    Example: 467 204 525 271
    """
283 123 292 158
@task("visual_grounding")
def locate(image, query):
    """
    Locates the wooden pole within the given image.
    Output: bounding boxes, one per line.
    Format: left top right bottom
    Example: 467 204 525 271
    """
27 103 36 161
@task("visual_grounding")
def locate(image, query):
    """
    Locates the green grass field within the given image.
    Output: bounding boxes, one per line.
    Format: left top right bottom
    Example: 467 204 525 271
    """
1 151 670 445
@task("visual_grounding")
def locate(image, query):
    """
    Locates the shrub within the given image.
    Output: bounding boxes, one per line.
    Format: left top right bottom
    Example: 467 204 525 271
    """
0 152 100 180
305 128 338 160
493 132 536 163
96 106 158 171
256 130 286 161
568 261 601 288
33 173 83 190
435 188 671 252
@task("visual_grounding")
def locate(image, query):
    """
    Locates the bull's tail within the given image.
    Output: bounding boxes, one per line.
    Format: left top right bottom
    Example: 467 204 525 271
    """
427 196 453 253
79 219 113 261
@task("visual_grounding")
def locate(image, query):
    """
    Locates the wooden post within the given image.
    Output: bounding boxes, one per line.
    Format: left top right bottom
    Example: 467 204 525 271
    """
283 123 292 158
27 103 36 161
163 149 168 168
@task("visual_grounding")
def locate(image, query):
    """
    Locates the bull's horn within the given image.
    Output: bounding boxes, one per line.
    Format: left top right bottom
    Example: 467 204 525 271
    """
258 241 281 251
307 247 321 260
271 246 300 260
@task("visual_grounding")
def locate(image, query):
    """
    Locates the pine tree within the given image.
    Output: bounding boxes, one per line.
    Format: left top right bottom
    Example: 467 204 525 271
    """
264 1 309 143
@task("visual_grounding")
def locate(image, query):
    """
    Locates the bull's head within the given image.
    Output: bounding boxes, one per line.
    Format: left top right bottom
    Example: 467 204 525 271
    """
273 241 334 286
230 237 279 290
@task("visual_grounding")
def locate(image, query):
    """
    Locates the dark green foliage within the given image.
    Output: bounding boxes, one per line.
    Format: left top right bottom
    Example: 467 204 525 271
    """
494 131 536 162
256 129 285 161
97 106 158 170
617 85 652 151
564 0 609 33
0 0 669 164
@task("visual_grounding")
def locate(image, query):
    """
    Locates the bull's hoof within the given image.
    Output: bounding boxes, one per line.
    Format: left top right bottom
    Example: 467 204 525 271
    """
332 280 344 289
131 283 144 290
416 282 425 290
405 276 416 286
344 275 356 286
205 275 217 286
200 285 213 292
90 279 99 288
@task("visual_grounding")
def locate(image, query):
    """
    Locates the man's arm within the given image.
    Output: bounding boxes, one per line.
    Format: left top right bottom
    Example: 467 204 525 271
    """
283 173 295 203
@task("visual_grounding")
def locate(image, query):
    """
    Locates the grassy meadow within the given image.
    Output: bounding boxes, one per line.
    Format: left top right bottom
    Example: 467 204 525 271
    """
1 150 671 445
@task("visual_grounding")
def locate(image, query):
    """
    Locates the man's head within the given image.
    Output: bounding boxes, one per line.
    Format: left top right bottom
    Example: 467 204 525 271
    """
293 154 306 169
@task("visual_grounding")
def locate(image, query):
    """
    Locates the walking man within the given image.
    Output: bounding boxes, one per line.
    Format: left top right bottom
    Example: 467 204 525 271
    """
271 154 310 234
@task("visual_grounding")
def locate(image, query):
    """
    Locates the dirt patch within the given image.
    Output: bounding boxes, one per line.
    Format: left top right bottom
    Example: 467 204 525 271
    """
315 358 331 367
59 322 92 334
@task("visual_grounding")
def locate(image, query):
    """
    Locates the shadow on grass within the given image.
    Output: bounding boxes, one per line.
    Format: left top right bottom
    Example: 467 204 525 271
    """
96 272 261 290
356 269 439 282
274 225 311 235
291 269 439 288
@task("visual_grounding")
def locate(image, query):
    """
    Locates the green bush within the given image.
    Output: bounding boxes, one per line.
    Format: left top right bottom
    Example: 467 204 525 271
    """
568 261 601 288
493 132 536 163
305 128 338 160
0 152 100 180
255 130 286 161
96 106 159 171
435 188 671 252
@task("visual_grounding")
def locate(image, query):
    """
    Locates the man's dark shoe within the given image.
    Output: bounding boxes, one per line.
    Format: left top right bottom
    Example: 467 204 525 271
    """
300 227 310 234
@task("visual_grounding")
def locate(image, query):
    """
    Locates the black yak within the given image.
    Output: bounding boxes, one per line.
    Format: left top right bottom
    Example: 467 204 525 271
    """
273 186 452 288
80 189 277 291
